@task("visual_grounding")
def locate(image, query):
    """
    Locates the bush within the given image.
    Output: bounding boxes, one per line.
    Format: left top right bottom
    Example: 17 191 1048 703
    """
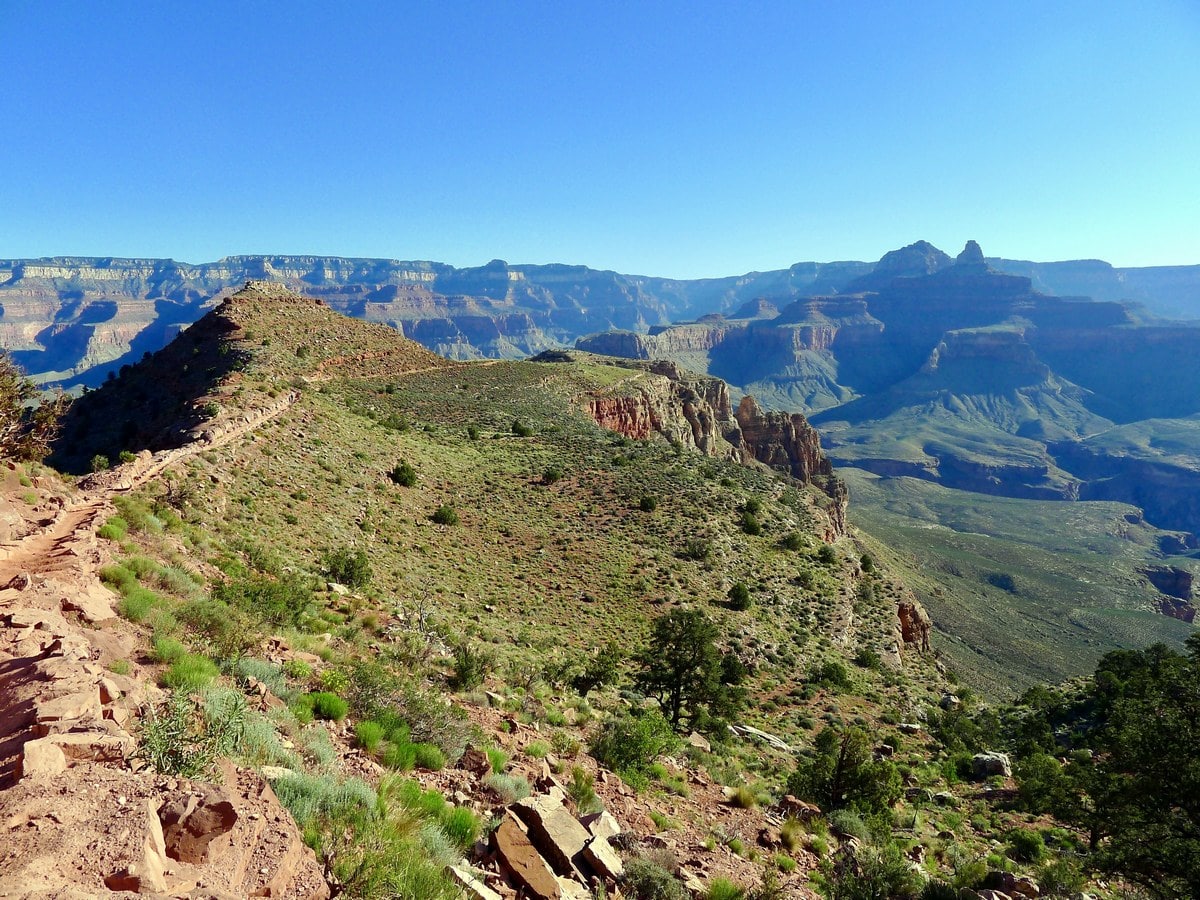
705 878 745 900
389 460 418 487
309 692 350 721
854 647 882 670
741 512 762 536
137 692 243 777
567 765 602 814
213 574 313 628
431 504 459 526
680 538 711 561
383 742 417 771
118 588 161 623
781 532 807 551
90 454 110 472
811 659 852 689
623 857 687 900
355 721 386 753
161 654 219 690
639 495 658 512
590 710 678 784
1006 827 1045 863
485 772 531 804
439 805 480 851
98 516 129 541
151 636 187 664
1036 857 1083 896
817 544 837 565
413 743 446 770
511 420 533 437
542 466 563 485
449 643 492 690
322 547 372 589
486 746 508 773
788 726 901 815
727 582 752 611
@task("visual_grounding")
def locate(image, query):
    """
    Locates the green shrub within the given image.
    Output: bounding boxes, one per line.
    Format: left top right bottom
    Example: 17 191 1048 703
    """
740 511 762 536
100 563 138 593
355 721 386 753
137 691 243 777
284 658 314 681
118 588 160 623
639 495 658 512
449 643 492 690
383 742 417 771
567 765 602 814
542 466 563 485
162 654 219 690
321 547 372 589
309 692 349 721
90 454 110 472
817 544 837 565
98 516 129 541
486 746 508 773
213 574 313 627
781 532 807 551
705 877 745 900
151 636 187 664
431 504 459 526
590 710 678 785
1036 857 1083 896
854 647 882 670
439 805 480 851
413 743 446 770
1006 827 1045 863
108 659 132 676
389 460 418 487
680 537 711 561
623 856 687 900
811 659 852 690
485 773 531 804
789 726 900 815
511 420 533 437
727 582 752 611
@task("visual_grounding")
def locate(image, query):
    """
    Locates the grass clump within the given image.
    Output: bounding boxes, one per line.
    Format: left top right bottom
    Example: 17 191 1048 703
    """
97 516 129 541
161 653 220 690
355 721 386 753
308 692 350 721
484 773 531 804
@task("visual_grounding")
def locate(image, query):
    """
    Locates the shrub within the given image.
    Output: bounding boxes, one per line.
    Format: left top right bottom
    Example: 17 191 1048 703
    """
639 495 658 512
90 454 110 472
680 537 711 561
567 765 602 814
1036 857 1083 896
322 547 372 589
309 692 350 721
383 742 417 771
485 772 531 804
811 659 852 689
284 658 314 681
137 691 243 777
486 746 508 773
355 721 386 753
162 654 219 690
413 743 446 770
213 574 312 627
98 516 129 541
571 642 623 696
781 532 807 551
788 726 900 815
727 582 752 611
1006 827 1045 863
542 466 563 485
151 636 187 664
118 588 160 623
389 460 418 487
623 856 687 900
705 878 745 900
741 512 762 536
431 504 459 526
590 710 678 784
854 647 882 670
466 424 479 440
439 805 481 851
817 544 837 565
728 785 758 809
449 643 492 690
511 420 533 437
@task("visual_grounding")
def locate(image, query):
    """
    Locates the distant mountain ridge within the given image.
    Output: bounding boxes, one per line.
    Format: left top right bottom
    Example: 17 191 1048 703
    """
577 241 1200 534
2 248 1197 387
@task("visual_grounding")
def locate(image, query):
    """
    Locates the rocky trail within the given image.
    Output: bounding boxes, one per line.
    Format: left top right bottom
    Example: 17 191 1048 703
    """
0 389 330 899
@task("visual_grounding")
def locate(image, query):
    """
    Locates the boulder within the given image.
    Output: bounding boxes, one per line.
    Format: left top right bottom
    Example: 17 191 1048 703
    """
581 809 621 841
104 799 170 895
18 739 68 779
685 731 711 753
491 816 561 899
513 794 591 877
459 746 493 779
158 787 239 863
581 835 623 880
971 752 1012 779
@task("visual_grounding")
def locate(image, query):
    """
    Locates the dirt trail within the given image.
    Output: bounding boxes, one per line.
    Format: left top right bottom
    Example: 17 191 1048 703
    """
0 387 333 899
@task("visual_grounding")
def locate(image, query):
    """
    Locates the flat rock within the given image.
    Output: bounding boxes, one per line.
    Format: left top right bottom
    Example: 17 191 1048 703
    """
581 835 623 880
513 795 591 877
580 810 621 841
491 816 561 900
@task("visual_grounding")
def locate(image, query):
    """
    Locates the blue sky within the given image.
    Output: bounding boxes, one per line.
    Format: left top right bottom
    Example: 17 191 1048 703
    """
3 1 1197 277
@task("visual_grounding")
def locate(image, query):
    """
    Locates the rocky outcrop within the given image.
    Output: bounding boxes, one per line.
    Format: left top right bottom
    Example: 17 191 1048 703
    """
896 598 933 654
1141 565 1193 600
577 356 848 535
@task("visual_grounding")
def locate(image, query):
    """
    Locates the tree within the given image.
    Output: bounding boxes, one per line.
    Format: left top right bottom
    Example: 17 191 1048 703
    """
787 725 901 815
1010 637 1200 897
0 352 69 461
634 608 744 732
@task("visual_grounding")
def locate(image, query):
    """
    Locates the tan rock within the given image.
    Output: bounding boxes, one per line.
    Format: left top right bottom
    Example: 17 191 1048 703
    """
581 835 623 880
18 738 68 779
448 863 503 900
513 794 591 877
35 686 101 728
46 731 134 763
580 809 621 841
105 799 170 894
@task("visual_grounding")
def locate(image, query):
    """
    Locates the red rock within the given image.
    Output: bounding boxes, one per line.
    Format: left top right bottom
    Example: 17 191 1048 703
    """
491 816 561 900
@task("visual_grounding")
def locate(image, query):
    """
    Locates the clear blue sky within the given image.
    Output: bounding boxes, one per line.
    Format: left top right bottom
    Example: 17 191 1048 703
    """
3 1 1197 277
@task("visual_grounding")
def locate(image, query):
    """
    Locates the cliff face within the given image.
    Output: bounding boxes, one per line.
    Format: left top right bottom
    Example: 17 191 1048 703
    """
579 357 847 537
